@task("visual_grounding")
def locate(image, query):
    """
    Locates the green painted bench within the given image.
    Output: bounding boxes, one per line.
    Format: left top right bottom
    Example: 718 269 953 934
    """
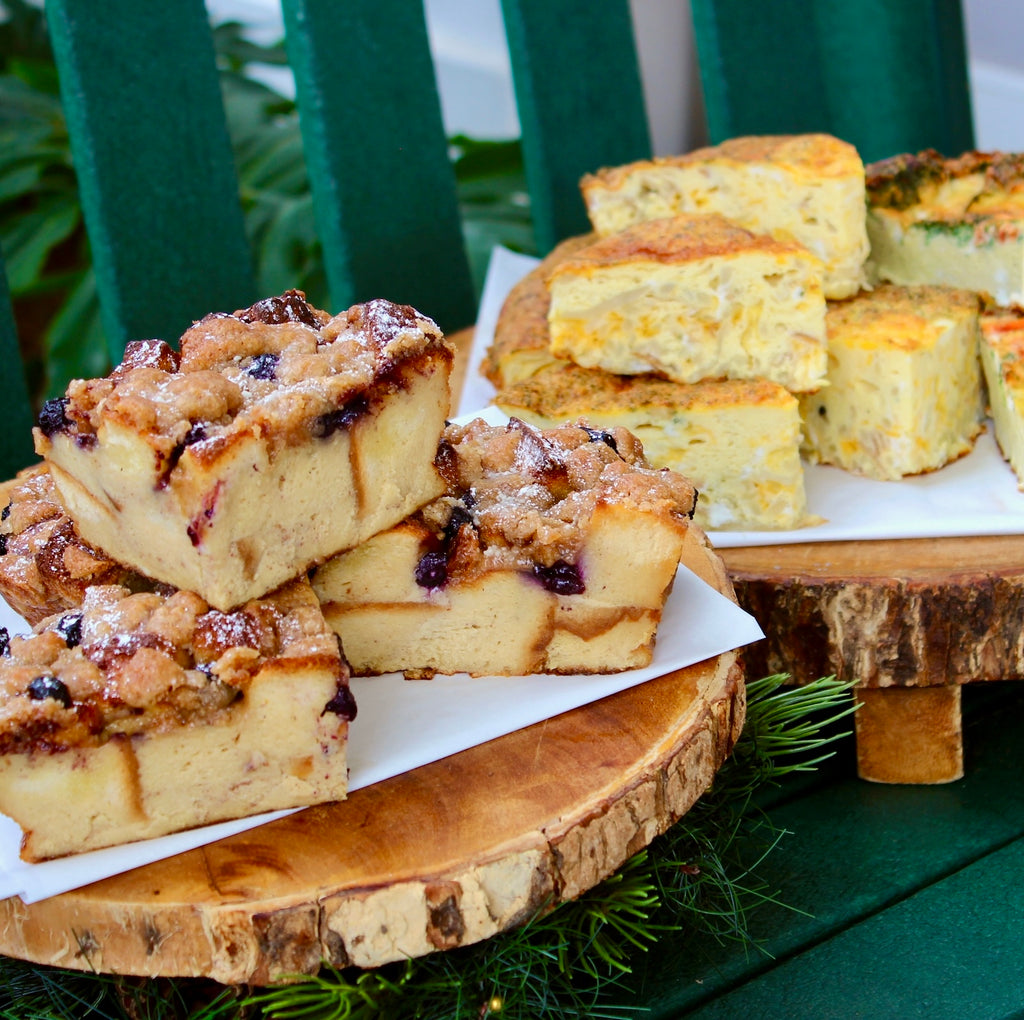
5 0 1020 1015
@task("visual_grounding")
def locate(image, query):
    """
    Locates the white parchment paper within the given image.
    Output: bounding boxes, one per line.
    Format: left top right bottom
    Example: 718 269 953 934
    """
463 247 1024 549
0 472 762 904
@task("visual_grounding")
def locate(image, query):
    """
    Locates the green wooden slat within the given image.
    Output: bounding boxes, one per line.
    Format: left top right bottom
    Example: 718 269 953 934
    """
0 260 37 478
685 836 1024 1019
689 0 975 164
629 683 1024 1016
500 0 652 252
280 0 476 334
45 0 256 357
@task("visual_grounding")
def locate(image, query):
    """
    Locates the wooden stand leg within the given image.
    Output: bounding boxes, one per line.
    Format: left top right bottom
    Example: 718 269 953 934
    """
854 685 964 784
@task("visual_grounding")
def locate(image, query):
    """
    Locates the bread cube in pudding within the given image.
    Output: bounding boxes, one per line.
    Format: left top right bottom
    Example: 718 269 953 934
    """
800 284 983 480
34 292 453 610
581 133 869 299
0 578 354 861
494 364 813 532
546 214 828 393
312 417 698 677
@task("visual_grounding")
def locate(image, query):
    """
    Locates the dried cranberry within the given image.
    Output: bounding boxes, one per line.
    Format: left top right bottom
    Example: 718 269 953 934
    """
246 353 279 380
37 398 72 437
321 681 357 721
533 560 585 595
312 396 369 438
415 548 448 589
55 612 84 648
27 675 72 708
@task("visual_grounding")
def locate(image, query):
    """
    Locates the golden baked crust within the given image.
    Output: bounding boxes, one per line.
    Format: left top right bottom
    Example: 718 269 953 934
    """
980 304 1024 488
581 133 868 299
0 577 354 860
482 233 594 389
493 364 812 531
313 418 697 676
800 284 983 480
36 292 454 610
546 214 827 392
866 149 1024 305
0 463 150 626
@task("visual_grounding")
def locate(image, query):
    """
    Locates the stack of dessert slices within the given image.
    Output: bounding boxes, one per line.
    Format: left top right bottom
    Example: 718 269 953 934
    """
866 149 1024 489
0 290 700 861
486 133 991 525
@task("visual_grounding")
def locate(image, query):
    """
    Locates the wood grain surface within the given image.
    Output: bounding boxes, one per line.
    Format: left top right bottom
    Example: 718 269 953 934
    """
721 536 1024 689
0 531 745 983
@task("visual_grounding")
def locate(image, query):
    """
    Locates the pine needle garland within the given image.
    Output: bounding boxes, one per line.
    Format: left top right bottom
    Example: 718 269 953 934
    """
0 674 855 1020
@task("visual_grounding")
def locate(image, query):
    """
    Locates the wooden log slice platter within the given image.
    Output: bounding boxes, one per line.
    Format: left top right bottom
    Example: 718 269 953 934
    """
0 534 745 984
721 535 1024 784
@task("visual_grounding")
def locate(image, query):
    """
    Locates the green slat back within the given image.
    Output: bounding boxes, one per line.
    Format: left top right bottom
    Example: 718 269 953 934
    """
690 0 975 164
281 0 476 334
0 259 37 478
501 0 652 252
45 0 256 358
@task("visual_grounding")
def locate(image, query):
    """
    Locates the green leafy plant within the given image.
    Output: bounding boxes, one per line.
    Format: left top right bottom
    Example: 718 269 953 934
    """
0 674 855 1020
0 5 536 408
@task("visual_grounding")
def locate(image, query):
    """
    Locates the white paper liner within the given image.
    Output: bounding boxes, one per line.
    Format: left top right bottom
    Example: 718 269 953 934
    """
462 247 1024 549
0 532 762 904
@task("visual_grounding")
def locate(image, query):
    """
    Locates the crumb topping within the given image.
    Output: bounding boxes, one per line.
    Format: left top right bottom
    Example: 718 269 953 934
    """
38 292 451 475
418 418 696 584
0 464 145 624
0 580 350 753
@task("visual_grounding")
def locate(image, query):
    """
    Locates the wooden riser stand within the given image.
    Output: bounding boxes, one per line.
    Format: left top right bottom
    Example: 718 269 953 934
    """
721 535 1024 784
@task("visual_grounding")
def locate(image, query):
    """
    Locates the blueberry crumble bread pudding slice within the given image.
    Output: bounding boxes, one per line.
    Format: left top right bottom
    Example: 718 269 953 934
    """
34 291 453 610
0 462 153 626
312 417 699 677
0 577 354 861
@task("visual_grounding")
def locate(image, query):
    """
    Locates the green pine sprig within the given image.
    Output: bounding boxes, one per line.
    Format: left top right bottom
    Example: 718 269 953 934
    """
0 674 854 1020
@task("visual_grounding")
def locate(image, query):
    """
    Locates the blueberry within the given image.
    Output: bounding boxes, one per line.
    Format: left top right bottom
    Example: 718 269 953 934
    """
321 682 357 721
312 396 369 438
55 612 84 648
443 505 474 544
583 426 618 452
533 560 585 595
246 353 279 380
0 627 8 656
415 548 448 589
1 502 10 521
0 534 6 556
184 423 208 445
37 398 72 437
27 675 72 708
